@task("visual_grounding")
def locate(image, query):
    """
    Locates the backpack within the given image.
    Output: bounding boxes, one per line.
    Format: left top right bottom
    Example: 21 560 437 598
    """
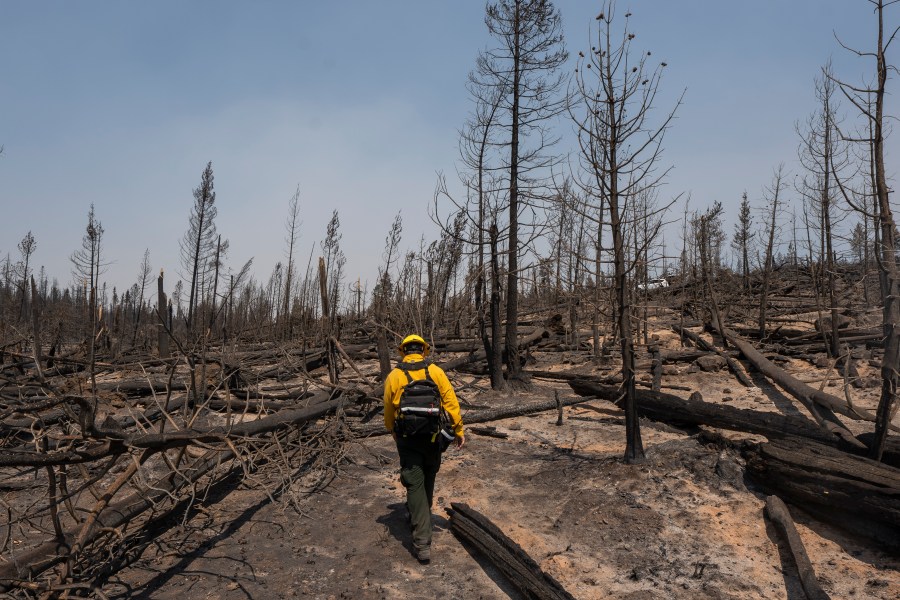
393 360 445 439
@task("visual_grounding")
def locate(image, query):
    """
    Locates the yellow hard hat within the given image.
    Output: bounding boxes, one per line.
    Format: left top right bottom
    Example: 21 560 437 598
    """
399 334 430 356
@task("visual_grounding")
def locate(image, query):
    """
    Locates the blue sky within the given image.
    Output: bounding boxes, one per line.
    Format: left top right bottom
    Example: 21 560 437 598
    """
0 1 892 301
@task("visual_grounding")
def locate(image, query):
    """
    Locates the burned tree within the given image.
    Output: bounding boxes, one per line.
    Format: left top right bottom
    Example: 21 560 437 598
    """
320 210 345 326
758 165 786 340
70 205 105 387
474 0 568 384
850 217 873 307
16 231 36 320
180 161 219 337
571 1 681 463
455 77 507 390
282 185 302 340
695 202 727 340
731 193 754 292
132 248 152 346
830 0 900 461
373 213 402 379
797 62 848 357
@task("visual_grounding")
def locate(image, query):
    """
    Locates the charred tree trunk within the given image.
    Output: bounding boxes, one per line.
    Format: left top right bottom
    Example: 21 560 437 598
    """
448 502 576 600
318 257 338 384
746 437 900 549
567 378 899 465
869 0 900 462
157 272 169 359
489 223 505 390
504 5 523 385
611 190 644 463
765 495 831 600
715 325 874 449
759 168 783 339
592 221 604 363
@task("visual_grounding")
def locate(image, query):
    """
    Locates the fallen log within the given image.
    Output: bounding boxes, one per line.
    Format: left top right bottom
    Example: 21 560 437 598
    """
0 391 338 467
429 338 482 353
566 379 900 467
673 325 754 387
448 502 575 600
534 340 591 352
714 325 875 449
746 438 900 549
527 369 692 392
438 328 550 372
254 349 328 378
468 425 509 439
765 495 831 600
215 387 312 403
659 349 723 364
780 326 881 346
0 440 122 468
1 385 308 448
633 349 736 370
569 380 824 440
89 378 189 396
731 324 885 348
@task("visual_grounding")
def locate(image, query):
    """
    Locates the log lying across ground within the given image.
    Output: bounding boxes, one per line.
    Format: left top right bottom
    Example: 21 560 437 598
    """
568 380 828 446
448 502 576 600
780 326 883 347
437 327 550 373
528 369 692 392
748 438 900 549
717 326 876 423
765 495 831 600
565 379 900 467
673 325 754 387
713 325 883 451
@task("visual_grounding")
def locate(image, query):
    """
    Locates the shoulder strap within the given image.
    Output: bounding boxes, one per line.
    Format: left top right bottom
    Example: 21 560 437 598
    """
396 360 433 382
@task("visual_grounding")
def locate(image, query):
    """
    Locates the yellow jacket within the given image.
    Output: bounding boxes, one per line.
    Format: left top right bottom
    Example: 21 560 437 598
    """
383 354 464 437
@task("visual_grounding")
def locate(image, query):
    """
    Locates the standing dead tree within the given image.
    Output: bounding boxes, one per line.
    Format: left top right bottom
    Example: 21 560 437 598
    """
16 231 36 321
157 269 169 358
70 205 105 395
282 186 302 341
422 213 466 337
695 202 728 342
373 214 402 379
464 84 507 390
544 179 595 347
758 165 786 340
830 0 900 461
131 249 152 347
320 210 345 334
180 161 219 337
797 61 849 358
434 73 507 389
731 193 754 292
570 0 681 463
473 0 568 385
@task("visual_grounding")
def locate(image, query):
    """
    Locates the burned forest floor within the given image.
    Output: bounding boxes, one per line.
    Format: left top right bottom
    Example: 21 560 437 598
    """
87 317 900 600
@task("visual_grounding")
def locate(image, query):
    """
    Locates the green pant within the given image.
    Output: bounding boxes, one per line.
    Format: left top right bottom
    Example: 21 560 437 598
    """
397 436 442 549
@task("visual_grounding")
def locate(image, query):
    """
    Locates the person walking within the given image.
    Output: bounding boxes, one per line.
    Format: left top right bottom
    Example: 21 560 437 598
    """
383 334 464 564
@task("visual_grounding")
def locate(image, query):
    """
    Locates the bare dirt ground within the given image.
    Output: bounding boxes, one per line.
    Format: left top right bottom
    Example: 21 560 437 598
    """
104 324 900 600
